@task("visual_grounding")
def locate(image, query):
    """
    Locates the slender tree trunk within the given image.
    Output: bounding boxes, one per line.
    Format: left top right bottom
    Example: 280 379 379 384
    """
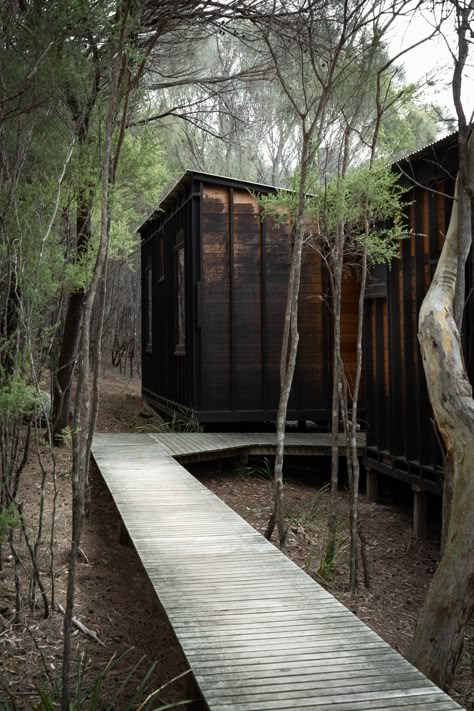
410 138 474 687
266 133 310 554
52 293 81 439
327 127 351 566
53 198 93 443
61 62 119 711
349 239 368 592
338 369 352 489
328 230 343 560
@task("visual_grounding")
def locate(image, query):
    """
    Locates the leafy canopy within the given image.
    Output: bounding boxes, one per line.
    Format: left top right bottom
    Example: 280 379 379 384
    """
259 161 409 266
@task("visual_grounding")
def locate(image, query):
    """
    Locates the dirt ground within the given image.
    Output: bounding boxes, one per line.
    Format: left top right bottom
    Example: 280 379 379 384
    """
0 370 472 709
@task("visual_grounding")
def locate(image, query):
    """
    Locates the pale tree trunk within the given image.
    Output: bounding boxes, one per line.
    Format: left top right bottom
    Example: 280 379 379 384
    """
349 236 368 592
441 0 474 546
327 128 351 564
265 133 310 554
328 244 342 554
409 136 474 688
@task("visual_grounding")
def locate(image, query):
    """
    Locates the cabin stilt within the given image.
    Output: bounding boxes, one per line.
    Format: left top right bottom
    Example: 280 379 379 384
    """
366 468 378 503
412 485 428 539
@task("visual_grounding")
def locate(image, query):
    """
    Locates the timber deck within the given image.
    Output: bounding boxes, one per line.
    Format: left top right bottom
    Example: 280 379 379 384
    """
91 433 462 711
150 431 365 462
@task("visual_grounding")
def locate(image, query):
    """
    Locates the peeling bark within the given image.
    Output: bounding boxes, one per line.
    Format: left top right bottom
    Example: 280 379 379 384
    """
410 136 474 688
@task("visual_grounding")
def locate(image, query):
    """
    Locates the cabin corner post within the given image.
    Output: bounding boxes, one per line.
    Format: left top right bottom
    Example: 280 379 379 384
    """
191 179 202 414
412 484 428 539
229 186 235 412
118 519 133 547
366 469 378 503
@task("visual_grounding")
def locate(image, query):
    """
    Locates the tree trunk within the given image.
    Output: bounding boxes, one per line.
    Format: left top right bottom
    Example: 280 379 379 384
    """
266 133 310 555
441 453 454 554
60 69 118 711
53 197 93 443
52 291 82 440
410 137 474 687
350 240 368 592
328 234 343 560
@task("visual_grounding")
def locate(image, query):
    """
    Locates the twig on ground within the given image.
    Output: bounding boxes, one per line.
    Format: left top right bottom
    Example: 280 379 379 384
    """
58 603 105 646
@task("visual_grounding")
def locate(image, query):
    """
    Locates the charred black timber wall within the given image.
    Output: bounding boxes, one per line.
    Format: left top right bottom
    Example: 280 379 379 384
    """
364 135 474 495
140 172 360 424
141 178 198 416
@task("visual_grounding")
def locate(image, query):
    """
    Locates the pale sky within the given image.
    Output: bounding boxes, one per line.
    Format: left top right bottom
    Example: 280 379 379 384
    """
388 5 474 126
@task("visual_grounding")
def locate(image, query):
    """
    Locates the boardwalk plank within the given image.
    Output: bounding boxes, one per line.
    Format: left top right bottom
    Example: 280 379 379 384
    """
92 433 462 711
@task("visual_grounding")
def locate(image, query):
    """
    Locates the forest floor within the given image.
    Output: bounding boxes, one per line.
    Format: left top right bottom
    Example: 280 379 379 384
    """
0 369 473 710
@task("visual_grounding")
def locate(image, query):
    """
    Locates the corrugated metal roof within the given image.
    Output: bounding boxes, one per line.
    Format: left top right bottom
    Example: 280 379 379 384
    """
392 130 458 168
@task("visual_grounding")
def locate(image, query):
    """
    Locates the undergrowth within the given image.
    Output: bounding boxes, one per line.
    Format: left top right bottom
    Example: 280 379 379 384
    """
1 650 196 710
136 412 202 434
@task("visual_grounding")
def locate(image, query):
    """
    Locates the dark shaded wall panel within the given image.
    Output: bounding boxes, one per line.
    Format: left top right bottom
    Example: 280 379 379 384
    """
141 170 363 424
232 190 263 410
200 186 231 411
294 246 326 412
141 186 195 414
262 214 290 412
341 273 362 397
365 131 462 493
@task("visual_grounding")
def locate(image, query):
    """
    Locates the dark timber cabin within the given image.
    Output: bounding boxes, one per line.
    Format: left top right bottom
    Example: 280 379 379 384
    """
364 132 474 531
139 171 359 424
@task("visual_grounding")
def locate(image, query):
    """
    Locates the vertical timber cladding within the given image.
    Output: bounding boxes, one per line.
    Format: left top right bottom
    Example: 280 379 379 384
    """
365 139 460 493
396 183 450 484
200 183 326 418
232 190 263 410
340 272 364 401
263 206 324 415
141 224 154 399
294 243 325 415
261 204 290 413
200 184 267 414
364 263 389 452
140 183 195 415
200 185 232 411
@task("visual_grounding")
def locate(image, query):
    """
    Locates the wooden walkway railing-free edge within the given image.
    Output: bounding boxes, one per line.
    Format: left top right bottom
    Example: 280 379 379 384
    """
91 433 463 711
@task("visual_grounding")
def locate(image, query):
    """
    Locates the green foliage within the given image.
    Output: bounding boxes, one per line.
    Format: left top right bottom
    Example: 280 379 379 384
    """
379 100 454 161
334 162 409 266
238 457 273 482
288 483 330 528
61 126 168 292
136 412 203 433
0 375 39 422
317 523 349 582
55 424 73 448
0 504 21 544
259 161 409 268
108 128 169 261
1 649 195 710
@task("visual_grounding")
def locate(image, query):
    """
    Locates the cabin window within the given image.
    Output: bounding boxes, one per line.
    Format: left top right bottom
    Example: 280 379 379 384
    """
145 255 153 352
175 230 185 353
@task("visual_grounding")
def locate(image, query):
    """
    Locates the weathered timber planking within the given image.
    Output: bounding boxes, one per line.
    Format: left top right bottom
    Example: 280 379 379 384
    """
148 431 365 462
91 432 462 711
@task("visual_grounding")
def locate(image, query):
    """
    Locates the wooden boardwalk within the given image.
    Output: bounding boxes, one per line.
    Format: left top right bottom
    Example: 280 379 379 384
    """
149 431 365 462
92 433 462 711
